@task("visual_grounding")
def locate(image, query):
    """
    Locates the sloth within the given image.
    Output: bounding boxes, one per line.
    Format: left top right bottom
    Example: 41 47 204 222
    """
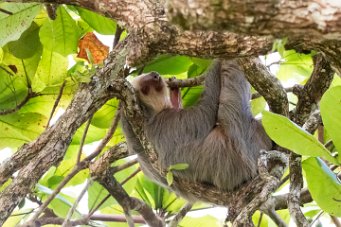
121 60 272 201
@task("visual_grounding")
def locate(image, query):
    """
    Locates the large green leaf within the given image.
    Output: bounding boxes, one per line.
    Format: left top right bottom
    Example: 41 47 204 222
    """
7 22 41 59
302 158 341 217
320 86 341 159
262 111 338 164
0 112 46 149
0 3 41 46
32 49 68 92
39 6 80 56
76 7 116 35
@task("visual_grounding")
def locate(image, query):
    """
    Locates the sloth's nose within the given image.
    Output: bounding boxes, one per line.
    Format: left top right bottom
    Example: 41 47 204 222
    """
150 72 160 81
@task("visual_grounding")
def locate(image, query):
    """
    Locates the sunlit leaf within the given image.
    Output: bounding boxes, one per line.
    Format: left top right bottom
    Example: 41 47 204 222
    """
166 172 174 185
32 49 68 92
320 86 341 159
0 3 41 46
180 215 221 227
88 181 117 210
0 112 46 149
39 6 80 56
76 7 116 35
143 55 193 75
168 163 189 171
262 111 338 164
302 158 341 216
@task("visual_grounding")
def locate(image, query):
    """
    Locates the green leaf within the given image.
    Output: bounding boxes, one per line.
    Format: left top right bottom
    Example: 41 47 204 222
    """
88 181 116 210
320 86 341 158
76 7 116 35
180 215 220 227
39 6 80 56
92 99 119 128
0 65 27 110
143 55 193 76
168 163 189 171
166 172 174 186
71 123 106 145
7 22 41 59
182 86 203 107
302 158 341 216
32 49 68 92
2 45 42 82
0 3 41 46
251 97 266 116
276 50 313 82
0 112 46 149
262 111 338 164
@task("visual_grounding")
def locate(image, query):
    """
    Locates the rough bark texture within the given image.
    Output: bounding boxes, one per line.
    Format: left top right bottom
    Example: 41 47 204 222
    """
0 0 340 226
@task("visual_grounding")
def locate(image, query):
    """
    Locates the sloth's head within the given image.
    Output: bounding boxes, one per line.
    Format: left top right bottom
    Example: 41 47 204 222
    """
131 72 182 114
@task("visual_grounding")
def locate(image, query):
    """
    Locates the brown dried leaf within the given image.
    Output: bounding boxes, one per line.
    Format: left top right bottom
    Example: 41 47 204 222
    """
77 32 109 64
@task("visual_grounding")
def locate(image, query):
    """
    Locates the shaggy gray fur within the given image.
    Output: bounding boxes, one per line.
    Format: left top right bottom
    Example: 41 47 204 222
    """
121 60 272 201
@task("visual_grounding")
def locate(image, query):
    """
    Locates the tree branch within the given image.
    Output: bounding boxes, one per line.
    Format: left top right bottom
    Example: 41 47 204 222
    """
237 58 289 115
167 0 341 37
90 144 164 227
0 39 129 226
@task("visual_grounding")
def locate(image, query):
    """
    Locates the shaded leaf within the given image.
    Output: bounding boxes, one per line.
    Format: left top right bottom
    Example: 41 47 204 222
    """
7 22 41 59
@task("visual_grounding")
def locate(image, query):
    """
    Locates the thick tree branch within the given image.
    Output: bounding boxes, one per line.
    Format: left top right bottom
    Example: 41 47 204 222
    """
0 39 129 225
291 54 334 125
287 54 333 227
167 0 341 38
237 58 289 115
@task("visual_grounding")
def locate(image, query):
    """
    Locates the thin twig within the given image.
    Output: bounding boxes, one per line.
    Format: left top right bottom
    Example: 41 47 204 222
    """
120 167 141 185
166 74 205 89
310 210 324 226
113 26 124 48
331 215 341 227
266 209 287 227
88 166 140 218
0 92 39 115
111 158 138 173
28 109 122 222
257 212 263 227
77 116 93 164
47 81 67 127
62 179 92 227
169 202 193 227
252 87 293 99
